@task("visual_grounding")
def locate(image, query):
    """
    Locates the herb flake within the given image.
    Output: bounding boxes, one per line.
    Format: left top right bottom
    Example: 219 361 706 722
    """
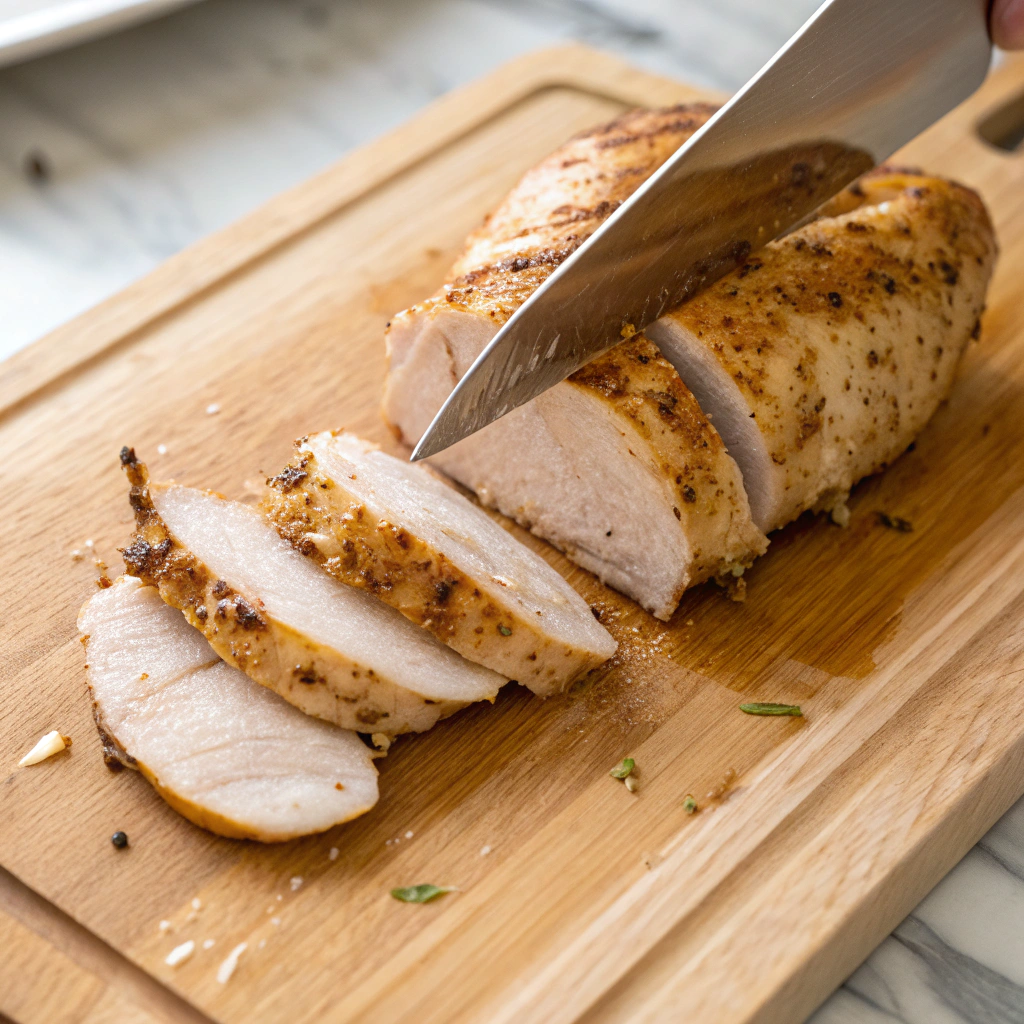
390 884 455 904
739 703 803 717
498 624 512 636
877 512 913 532
609 757 635 779
683 795 698 814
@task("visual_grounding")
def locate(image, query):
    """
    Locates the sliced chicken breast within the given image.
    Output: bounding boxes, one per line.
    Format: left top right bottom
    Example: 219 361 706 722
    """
262 431 616 695
646 170 997 532
383 105 767 620
120 450 505 735
79 576 379 842
388 331 767 620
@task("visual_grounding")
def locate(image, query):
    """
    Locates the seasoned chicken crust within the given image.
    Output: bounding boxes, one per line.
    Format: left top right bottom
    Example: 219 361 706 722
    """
262 431 616 695
649 169 997 531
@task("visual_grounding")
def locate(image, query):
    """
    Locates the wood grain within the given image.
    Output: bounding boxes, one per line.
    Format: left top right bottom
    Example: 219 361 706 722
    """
1 44 1023 1024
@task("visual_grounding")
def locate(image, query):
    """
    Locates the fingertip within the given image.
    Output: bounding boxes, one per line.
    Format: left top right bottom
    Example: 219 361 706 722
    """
992 0 1024 50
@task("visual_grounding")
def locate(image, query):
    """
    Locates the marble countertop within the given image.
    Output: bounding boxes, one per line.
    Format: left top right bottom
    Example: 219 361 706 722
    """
1 2 1021 1021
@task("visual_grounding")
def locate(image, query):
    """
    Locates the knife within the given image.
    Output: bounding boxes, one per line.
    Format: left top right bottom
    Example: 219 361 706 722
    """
411 0 992 462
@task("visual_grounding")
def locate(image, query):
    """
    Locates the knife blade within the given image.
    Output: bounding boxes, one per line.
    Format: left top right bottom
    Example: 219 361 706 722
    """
411 0 992 462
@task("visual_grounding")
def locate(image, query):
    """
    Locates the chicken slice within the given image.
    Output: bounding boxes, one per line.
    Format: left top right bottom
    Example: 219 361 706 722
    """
261 430 616 695
646 170 997 533
79 576 379 842
119 451 505 735
383 104 767 620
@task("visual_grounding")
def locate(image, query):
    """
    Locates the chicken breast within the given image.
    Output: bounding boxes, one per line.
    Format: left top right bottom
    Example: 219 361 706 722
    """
120 449 505 735
384 105 767 620
262 431 616 695
646 170 997 532
79 576 379 842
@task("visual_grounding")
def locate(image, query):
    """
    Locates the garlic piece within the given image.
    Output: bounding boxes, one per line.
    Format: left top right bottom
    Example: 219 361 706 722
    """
217 942 247 984
165 940 195 966
18 730 70 766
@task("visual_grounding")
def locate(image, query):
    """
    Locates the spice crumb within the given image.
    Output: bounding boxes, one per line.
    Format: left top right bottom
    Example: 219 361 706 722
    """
289 876 303 892
216 942 247 984
111 830 129 849
205 403 221 416
71 549 84 561
165 940 195 967
370 732 392 752
328 847 339 861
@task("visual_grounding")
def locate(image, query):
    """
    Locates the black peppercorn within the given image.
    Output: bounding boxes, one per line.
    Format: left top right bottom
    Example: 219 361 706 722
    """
111 830 129 849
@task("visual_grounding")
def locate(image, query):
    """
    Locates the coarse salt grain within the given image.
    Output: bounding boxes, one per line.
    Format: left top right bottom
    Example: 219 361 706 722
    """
480 845 491 857
18 730 70 766
84 539 94 548
70 549 83 561
158 920 171 933
270 917 281 926
157 444 168 455
328 847 339 861
191 897 202 911
216 943 247 984
258 939 266 950
206 403 220 416
203 939 215 950
404 831 414 840
165 940 195 966
289 876 303 892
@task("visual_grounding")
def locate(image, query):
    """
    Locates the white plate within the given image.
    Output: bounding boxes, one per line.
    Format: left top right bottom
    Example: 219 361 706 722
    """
0 0 198 67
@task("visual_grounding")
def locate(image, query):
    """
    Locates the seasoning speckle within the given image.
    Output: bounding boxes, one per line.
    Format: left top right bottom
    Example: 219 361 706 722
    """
877 512 913 532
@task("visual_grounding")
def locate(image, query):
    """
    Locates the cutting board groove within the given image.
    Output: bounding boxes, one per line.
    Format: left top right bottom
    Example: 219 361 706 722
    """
1 44 1023 1024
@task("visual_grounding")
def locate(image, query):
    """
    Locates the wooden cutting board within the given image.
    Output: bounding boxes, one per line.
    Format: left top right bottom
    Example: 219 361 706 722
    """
2 44 1024 1024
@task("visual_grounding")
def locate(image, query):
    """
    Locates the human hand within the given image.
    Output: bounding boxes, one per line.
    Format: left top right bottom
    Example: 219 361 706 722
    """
992 0 1024 48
